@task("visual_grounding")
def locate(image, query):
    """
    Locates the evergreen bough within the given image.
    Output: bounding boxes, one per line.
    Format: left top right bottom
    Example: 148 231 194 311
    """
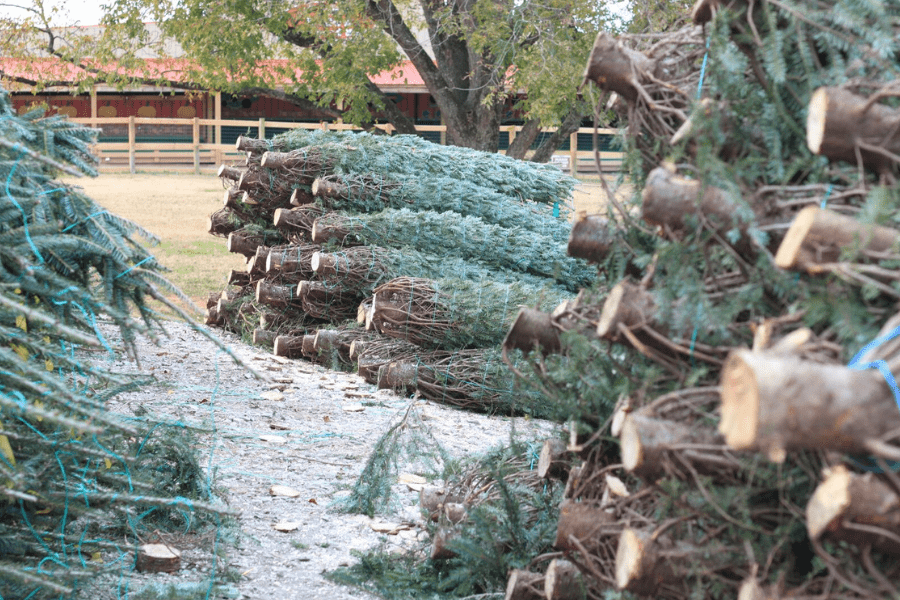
0 88 231 598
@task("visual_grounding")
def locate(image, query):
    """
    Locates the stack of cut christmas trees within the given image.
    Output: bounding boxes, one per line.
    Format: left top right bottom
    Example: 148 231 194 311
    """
205 129 594 417
425 2 900 598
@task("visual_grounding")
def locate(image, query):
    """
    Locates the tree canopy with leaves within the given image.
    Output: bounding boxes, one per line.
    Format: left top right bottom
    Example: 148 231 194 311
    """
0 0 612 155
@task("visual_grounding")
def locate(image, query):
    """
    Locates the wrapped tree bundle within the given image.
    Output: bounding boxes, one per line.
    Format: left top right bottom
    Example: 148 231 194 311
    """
312 208 594 290
369 277 571 350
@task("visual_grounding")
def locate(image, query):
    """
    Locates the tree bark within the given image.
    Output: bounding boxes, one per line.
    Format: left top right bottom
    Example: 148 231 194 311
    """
252 328 278 347
505 569 546 600
255 280 299 308
596 280 657 340
274 334 305 359
582 32 654 103
774 206 900 271
554 499 615 552
503 307 562 354
531 107 586 164
806 464 900 554
719 349 900 461
544 559 585 600
620 412 741 482
641 166 744 239
615 528 737 596
136 544 181 574
538 438 570 481
505 119 542 160
568 214 613 263
227 230 266 258
807 86 900 175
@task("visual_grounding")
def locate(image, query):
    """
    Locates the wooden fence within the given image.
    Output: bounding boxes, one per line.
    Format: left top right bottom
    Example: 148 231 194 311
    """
70 116 624 175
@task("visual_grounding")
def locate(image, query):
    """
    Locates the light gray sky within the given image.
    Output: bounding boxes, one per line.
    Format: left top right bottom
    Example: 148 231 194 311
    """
0 0 108 26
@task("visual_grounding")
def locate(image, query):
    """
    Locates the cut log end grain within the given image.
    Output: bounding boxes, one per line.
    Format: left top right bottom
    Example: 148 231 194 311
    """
567 213 613 262
537 438 570 480
615 529 647 592
274 335 304 359
310 251 337 275
597 280 656 339
806 465 851 542
301 334 317 358
737 579 767 600
136 543 181 573
217 164 242 181
252 328 278 348
505 569 545 600
806 86 900 173
377 361 418 392
430 527 457 560
543 558 583 600
554 499 614 552
806 464 900 553
582 31 650 102
806 87 828 157
503 307 561 354
718 351 760 452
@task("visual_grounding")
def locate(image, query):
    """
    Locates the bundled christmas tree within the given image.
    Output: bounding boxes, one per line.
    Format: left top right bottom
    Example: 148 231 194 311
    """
0 89 232 597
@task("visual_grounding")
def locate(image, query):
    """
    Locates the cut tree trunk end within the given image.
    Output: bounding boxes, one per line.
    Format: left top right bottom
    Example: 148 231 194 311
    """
252 328 278 348
227 230 268 258
615 528 736 596
136 543 181 573
503 307 561 354
430 527 458 559
505 569 546 600
377 361 418 394
273 334 305 359
554 499 615 552
538 438 570 480
806 464 900 554
807 86 900 175
641 166 743 240
596 280 657 340
582 31 653 102
567 214 613 263
620 412 739 482
543 558 586 600
774 205 900 271
217 164 243 182
255 281 298 308
235 135 269 154
312 177 348 200
719 349 900 461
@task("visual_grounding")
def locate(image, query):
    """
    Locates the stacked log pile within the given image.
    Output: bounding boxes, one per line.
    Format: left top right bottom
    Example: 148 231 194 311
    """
474 3 900 599
204 130 588 416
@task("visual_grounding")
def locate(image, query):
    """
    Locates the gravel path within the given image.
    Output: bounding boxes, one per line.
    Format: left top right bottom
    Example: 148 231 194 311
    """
97 320 556 599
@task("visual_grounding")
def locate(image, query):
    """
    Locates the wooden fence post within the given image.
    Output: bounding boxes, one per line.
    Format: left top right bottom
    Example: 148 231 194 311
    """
128 116 136 174
570 131 578 177
259 117 266 140
193 117 200 174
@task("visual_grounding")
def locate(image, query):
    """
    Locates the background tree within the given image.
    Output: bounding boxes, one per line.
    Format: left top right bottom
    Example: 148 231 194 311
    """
0 0 611 157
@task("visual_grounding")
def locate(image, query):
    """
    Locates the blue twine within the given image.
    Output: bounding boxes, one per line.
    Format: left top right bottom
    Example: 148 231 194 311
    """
553 202 560 218
846 324 900 472
6 154 45 264
696 36 711 99
61 209 108 233
820 184 833 209
115 255 153 279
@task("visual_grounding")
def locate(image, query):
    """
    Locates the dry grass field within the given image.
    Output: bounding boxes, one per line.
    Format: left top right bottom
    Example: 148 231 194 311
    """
62 172 246 307
62 171 619 308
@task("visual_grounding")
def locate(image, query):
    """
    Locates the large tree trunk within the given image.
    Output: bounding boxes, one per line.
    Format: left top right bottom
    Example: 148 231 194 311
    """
531 107 586 164
506 119 542 160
